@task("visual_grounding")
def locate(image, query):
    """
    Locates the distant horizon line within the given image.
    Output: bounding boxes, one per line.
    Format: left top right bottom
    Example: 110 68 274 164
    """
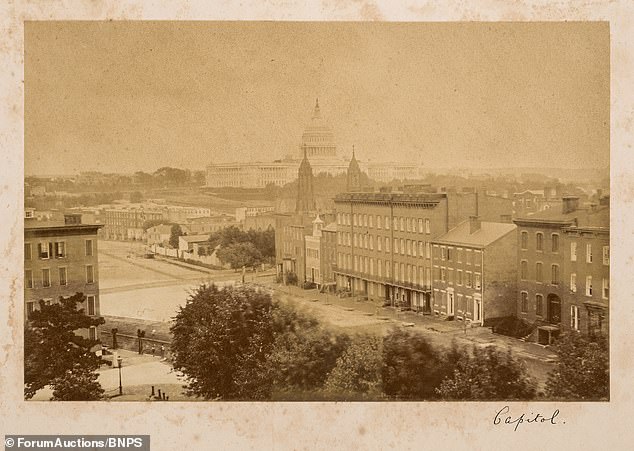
25 165 609 179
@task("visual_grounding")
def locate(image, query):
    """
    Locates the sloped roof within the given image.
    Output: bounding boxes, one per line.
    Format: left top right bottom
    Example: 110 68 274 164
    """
433 221 517 248
322 222 337 232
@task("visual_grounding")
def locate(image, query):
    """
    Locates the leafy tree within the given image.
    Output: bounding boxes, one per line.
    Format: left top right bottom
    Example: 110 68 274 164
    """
545 333 609 400
207 226 275 263
216 242 263 269
24 293 105 400
436 344 536 400
267 321 350 392
381 328 449 400
50 366 104 401
324 334 382 395
170 284 281 400
169 224 184 249
154 167 191 186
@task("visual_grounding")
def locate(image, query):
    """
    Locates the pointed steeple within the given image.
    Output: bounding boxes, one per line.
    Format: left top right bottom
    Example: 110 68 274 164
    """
296 148 316 213
346 145 362 192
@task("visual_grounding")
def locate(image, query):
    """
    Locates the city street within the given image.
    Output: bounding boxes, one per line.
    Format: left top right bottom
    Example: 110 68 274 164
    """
98 240 243 321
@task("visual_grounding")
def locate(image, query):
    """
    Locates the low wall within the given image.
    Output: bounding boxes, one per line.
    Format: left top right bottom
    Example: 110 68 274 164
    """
100 329 172 359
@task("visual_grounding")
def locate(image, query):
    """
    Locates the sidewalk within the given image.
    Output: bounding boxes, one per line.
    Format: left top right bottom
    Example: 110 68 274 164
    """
262 281 557 362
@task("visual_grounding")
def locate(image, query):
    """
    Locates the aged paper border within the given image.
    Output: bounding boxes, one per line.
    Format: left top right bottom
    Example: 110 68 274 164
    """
1 1 633 449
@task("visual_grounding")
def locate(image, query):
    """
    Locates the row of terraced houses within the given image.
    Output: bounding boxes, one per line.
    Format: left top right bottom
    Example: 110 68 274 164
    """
275 153 609 345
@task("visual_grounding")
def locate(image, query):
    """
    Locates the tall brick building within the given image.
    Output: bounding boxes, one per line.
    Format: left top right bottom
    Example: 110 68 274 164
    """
24 213 103 341
331 188 513 311
513 196 609 343
430 217 517 325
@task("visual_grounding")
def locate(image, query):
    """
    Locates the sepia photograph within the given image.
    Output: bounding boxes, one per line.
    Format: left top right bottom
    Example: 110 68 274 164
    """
21 20 611 404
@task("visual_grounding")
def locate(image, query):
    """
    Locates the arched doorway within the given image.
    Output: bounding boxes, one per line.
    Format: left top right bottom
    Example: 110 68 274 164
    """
547 294 561 324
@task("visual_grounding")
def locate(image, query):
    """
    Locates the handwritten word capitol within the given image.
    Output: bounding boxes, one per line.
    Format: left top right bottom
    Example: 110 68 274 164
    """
494 406 563 432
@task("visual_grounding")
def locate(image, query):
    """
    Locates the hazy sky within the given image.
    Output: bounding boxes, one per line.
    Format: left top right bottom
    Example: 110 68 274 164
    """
25 21 609 175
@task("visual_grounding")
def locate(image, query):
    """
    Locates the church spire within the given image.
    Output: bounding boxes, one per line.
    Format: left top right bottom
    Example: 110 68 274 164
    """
296 148 316 213
346 145 363 192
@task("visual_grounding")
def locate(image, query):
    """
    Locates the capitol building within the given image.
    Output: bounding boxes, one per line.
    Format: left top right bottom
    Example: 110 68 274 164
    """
205 100 421 189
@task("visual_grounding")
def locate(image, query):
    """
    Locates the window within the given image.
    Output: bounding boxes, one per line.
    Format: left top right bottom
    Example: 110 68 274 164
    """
377 215 382 229
89 327 97 341
393 238 398 253
406 240 411 256
570 305 580 331
440 267 446 282
551 234 559 253
551 264 559 285
536 233 543 251
86 239 94 257
425 268 431 286
466 271 473 288
586 244 592 263
400 263 405 282
520 260 528 280
55 241 66 258
59 267 67 286
394 263 399 280
385 237 390 252
520 232 528 250
364 214 368 227
400 239 405 255
536 262 543 283
586 276 593 296
474 273 481 290
86 265 94 284
25 243 32 260
25 269 33 289
521 292 528 313
27 302 35 319
385 216 390 230
418 218 423 233
426 242 431 259
570 242 577 261
87 295 96 316
42 268 51 288
38 242 51 259
378 238 382 251
412 241 417 257
406 217 411 232
602 278 609 299
441 247 447 261
457 270 463 286
570 273 577 293
337 213 341 225
602 246 609 265
369 236 374 251
400 217 405 231
536 294 543 316
353 214 357 226
466 249 472 265
425 218 431 234
447 247 452 261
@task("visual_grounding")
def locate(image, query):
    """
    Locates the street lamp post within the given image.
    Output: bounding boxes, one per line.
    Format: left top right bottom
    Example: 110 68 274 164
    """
117 356 123 396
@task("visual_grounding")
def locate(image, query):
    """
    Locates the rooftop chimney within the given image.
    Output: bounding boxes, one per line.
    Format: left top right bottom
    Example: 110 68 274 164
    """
562 196 580 215
469 215 481 234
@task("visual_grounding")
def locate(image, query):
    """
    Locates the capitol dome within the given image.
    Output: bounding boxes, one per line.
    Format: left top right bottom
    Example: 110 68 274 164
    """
299 99 337 160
